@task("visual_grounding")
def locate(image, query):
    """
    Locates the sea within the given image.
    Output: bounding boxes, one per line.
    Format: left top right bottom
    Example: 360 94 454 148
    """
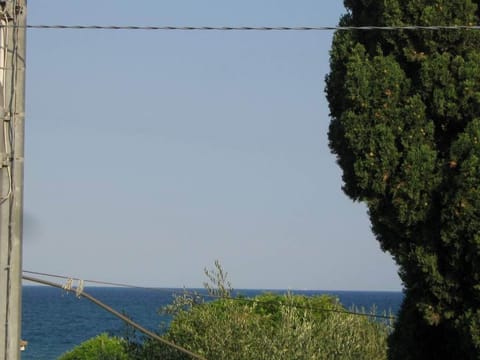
21 286 403 360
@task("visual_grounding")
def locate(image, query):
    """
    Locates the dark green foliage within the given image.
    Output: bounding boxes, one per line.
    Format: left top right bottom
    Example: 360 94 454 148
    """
326 1 480 358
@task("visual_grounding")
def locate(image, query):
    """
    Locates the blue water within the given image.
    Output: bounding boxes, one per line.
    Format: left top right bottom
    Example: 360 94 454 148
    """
21 286 403 360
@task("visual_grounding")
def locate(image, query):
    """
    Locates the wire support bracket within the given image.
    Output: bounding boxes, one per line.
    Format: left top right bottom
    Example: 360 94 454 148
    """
1 111 25 121
0 67 25 71
0 151 10 166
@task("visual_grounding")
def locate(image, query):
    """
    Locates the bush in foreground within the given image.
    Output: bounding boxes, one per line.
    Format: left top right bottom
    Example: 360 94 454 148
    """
133 261 393 360
58 333 128 360
60 263 393 360
135 292 391 360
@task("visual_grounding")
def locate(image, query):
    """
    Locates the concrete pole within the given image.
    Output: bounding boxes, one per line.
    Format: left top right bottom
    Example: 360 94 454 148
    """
0 1 26 359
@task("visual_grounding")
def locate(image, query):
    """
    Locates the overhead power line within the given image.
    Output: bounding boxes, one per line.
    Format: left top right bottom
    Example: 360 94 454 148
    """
175 289 396 320
22 275 207 360
23 270 396 320
23 270 163 290
2 24 480 31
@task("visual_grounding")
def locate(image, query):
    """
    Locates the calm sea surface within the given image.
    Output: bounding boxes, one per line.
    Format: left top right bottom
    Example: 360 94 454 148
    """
21 286 403 359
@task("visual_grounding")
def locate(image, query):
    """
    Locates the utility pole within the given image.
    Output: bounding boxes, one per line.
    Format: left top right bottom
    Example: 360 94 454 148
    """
0 1 26 359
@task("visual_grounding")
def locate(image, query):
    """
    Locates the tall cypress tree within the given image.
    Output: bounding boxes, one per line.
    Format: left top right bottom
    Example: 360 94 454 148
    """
326 1 480 358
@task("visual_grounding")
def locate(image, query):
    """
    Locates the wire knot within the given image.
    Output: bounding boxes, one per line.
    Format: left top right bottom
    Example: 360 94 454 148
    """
62 278 73 291
76 279 84 298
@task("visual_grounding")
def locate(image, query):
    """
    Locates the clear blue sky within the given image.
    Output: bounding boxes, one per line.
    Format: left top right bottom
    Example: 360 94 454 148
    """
23 0 402 291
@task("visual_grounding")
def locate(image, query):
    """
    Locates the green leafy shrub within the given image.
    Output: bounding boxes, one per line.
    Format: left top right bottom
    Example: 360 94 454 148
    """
58 333 129 360
137 292 391 360
132 262 392 360
62 263 393 360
